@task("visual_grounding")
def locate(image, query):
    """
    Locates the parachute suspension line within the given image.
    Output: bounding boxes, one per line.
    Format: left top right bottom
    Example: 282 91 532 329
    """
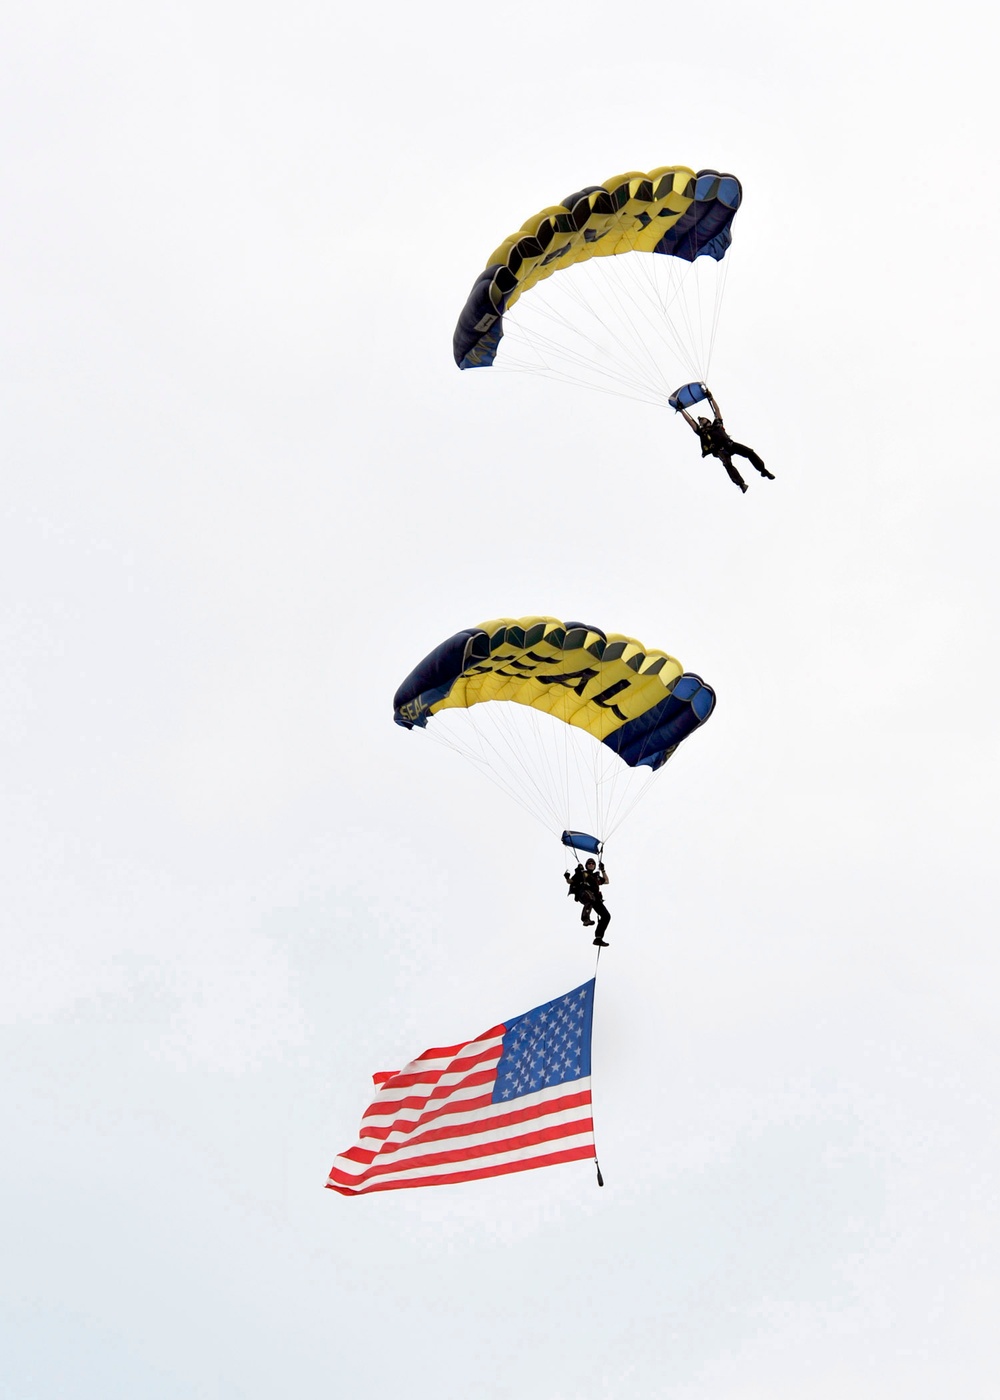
520 700 576 849
601 673 674 840
572 232 658 380
495 312 670 404
594 646 613 839
598 219 696 391
561 222 674 398
671 269 707 382
561 699 573 838
602 766 659 843
591 639 636 842
424 732 551 836
495 359 667 408
423 701 645 854
558 695 574 846
662 247 723 381
426 697 652 851
526 700 565 828
547 247 661 392
527 276 648 385
575 647 604 846
523 700 596 840
589 239 688 393
584 693 607 841
602 253 708 388
506 266 660 396
593 231 702 385
424 716 560 837
646 250 727 382
704 251 731 377
500 243 719 402
695 247 707 375
497 217 726 405
430 708 537 819
478 704 567 830
500 291 668 403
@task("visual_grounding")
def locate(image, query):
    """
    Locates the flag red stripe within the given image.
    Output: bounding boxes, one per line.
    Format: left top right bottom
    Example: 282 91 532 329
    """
343 1089 590 1163
359 1076 497 1139
371 1041 503 1095
326 1142 595 1196
361 1067 498 1123
328 1113 593 1189
369 1089 594 1158
359 1089 495 1142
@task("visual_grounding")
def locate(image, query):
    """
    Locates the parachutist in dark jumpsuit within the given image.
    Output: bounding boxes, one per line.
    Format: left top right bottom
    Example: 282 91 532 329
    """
564 858 611 947
680 392 773 493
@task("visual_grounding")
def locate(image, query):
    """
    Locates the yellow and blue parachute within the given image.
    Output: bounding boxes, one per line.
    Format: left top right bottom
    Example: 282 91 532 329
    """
394 616 715 847
394 616 714 770
454 168 741 373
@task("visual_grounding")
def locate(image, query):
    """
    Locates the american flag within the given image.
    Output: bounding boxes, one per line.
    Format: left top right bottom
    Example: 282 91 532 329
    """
327 979 596 1195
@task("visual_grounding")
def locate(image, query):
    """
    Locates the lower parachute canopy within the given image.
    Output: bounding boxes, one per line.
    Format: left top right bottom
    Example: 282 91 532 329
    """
394 616 715 847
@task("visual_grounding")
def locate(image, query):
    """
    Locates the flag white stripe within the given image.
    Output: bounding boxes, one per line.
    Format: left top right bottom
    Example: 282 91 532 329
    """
332 1126 596 1190
365 1055 503 1108
372 1034 505 1086
360 1079 497 1134
365 1079 590 1146
347 1099 594 1172
334 1083 594 1181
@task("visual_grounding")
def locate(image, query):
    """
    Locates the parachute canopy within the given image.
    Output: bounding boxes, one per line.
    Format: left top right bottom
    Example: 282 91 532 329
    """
393 616 715 773
454 168 741 372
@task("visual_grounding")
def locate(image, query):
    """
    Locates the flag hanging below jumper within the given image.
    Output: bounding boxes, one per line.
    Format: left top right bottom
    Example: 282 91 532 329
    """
327 979 596 1195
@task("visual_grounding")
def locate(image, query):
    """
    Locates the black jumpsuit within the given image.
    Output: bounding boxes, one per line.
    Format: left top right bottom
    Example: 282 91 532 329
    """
579 869 610 943
697 419 770 492
565 866 611 941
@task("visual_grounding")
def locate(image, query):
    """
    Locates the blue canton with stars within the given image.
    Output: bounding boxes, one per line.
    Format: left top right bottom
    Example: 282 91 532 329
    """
491 980 595 1104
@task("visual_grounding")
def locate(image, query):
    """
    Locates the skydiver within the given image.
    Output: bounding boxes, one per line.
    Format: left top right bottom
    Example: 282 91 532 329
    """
564 858 611 947
679 390 774 494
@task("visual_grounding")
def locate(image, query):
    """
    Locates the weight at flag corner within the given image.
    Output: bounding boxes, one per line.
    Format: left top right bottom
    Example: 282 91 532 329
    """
327 979 596 1195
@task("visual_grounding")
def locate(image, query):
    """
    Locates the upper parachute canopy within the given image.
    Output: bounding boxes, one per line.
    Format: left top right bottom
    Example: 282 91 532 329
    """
393 616 716 772
454 167 741 371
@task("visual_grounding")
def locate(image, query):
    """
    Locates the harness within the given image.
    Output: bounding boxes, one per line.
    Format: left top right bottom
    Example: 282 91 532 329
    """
698 421 732 457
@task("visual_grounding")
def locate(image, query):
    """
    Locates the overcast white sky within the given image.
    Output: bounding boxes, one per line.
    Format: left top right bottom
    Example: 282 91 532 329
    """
3 2 999 1396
